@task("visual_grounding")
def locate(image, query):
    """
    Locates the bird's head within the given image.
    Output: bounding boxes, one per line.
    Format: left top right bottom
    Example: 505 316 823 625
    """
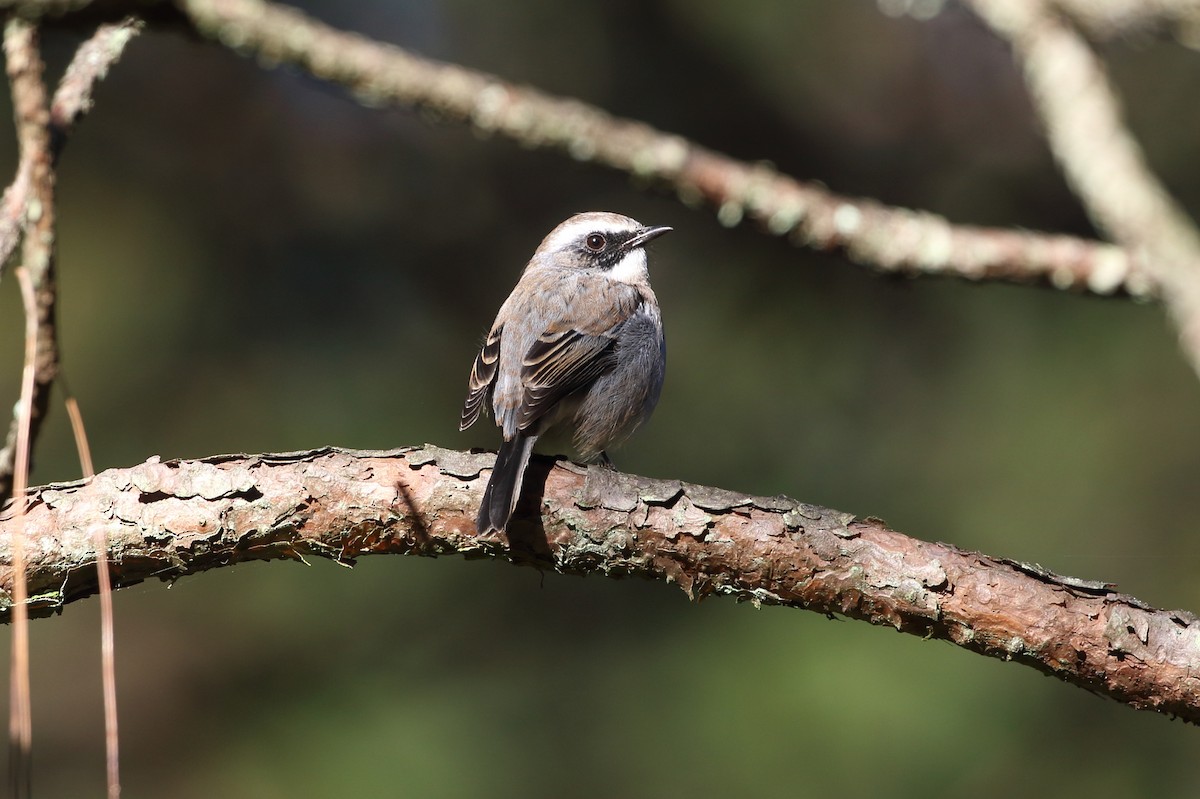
533 211 672 283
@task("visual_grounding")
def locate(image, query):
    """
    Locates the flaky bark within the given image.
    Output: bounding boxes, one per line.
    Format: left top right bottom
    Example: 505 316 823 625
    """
1 445 1197 722
0 0 1194 734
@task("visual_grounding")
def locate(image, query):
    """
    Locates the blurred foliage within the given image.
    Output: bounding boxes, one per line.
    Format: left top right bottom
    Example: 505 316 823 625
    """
2 0 1200 795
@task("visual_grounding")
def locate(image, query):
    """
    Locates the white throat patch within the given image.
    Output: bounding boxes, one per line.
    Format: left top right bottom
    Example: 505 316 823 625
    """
608 248 648 284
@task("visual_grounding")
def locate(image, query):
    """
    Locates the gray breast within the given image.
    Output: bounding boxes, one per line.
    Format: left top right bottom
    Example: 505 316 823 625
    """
570 303 666 459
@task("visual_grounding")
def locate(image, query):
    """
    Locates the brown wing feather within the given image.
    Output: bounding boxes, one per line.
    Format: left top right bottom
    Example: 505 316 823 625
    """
460 325 502 430
516 327 618 432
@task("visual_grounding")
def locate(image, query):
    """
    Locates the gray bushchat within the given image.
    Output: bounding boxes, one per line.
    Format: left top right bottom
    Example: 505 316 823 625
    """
461 211 671 533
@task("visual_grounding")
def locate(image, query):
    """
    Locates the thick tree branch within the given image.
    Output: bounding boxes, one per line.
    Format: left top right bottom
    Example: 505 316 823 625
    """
0 445 1196 722
969 0 1200 377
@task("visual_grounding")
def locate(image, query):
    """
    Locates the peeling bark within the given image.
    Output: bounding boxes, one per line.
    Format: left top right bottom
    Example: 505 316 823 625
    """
0 445 1197 722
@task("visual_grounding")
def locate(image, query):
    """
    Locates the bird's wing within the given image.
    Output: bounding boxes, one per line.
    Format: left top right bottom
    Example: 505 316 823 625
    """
460 324 502 431
516 324 619 433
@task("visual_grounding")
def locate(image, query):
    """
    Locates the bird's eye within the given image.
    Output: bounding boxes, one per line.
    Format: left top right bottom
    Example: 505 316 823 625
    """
585 233 607 251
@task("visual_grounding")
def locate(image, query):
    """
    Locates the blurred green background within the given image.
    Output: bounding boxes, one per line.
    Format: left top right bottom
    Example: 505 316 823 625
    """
2 0 1200 796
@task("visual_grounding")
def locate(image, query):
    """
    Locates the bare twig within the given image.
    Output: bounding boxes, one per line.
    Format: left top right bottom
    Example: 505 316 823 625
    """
967 0 1200 377
3 16 50 794
0 15 56 513
0 160 32 275
65 394 118 799
5 264 36 799
63 395 93 476
0 445 1196 722
49 16 141 150
0 19 139 503
0 17 140 283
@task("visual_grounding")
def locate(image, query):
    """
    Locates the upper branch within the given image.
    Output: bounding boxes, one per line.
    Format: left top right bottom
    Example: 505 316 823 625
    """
969 0 1200 375
0 445 1196 723
1051 0 1200 44
161 0 1149 297
0 0 1160 295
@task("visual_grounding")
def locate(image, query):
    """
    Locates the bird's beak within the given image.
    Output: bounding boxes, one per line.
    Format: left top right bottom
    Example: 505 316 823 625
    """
622 225 673 251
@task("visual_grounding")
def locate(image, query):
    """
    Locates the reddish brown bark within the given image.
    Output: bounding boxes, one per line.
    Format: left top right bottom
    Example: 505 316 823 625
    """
1 445 1196 722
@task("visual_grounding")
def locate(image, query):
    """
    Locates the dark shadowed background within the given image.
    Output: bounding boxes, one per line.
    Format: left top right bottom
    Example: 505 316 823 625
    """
2 1 1199 796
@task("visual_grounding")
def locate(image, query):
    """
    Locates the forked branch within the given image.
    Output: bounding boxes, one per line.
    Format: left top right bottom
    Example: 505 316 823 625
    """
0 17 140 504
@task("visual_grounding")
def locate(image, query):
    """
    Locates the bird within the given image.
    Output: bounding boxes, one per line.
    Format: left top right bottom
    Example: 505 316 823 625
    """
461 211 671 533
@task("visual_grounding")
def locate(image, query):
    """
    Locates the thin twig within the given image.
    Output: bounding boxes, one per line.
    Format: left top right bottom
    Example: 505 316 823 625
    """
6 265 37 799
967 0 1200 378
0 159 32 276
0 16 140 284
49 16 141 153
0 18 139 504
3 17 49 793
63 395 93 476
65 394 118 799
0 16 52 525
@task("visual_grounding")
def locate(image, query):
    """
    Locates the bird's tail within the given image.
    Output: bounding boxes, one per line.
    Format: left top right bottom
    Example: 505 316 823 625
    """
477 434 537 533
